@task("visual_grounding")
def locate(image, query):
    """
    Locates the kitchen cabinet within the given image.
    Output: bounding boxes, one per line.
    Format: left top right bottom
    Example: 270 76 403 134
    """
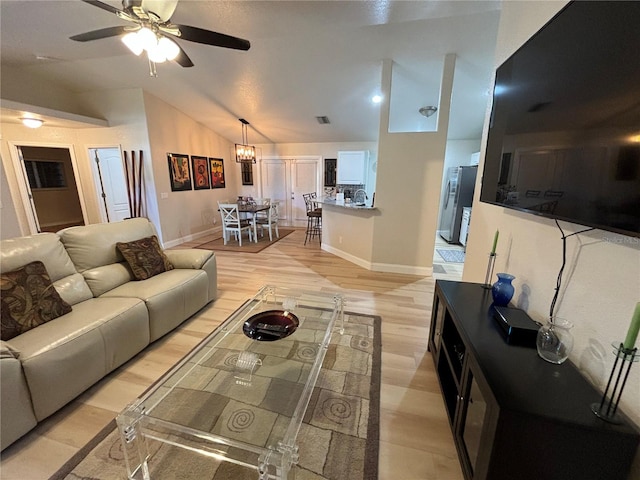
337 151 367 184
428 280 639 480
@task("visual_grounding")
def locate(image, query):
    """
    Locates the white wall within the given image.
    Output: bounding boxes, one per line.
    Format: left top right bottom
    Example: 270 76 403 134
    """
1 88 240 246
463 0 640 445
0 89 152 238
370 57 455 272
143 92 238 244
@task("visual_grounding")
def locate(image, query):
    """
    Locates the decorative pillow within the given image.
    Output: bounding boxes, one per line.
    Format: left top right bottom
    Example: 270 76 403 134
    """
1 261 73 341
116 235 174 281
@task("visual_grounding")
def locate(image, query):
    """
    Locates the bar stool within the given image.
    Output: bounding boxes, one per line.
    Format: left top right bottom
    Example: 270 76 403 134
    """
303 193 322 245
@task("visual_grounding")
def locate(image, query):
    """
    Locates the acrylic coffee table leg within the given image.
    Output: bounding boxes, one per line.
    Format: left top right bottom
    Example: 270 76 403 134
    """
116 401 151 480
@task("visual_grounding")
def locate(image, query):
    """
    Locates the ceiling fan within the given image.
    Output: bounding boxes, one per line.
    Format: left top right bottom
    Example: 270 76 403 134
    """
70 0 250 75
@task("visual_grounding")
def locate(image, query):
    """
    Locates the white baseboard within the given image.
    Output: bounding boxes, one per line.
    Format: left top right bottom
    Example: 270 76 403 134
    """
321 243 432 276
163 225 222 248
370 262 432 276
321 243 372 270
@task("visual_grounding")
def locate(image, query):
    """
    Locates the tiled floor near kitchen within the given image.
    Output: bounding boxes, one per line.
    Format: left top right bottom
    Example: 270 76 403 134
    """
432 234 465 281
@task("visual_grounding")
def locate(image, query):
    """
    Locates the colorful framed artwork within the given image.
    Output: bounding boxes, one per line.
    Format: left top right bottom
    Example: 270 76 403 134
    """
209 157 225 189
167 153 192 191
191 155 210 190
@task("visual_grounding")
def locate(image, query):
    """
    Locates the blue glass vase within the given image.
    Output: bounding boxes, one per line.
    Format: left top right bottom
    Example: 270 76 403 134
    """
492 273 515 306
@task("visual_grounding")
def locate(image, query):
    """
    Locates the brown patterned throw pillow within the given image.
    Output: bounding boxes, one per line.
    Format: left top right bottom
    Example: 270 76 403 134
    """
116 235 174 281
1 261 72 341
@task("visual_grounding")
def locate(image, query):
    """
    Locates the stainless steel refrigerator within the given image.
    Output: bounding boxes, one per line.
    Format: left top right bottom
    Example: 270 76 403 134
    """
438 165 478 244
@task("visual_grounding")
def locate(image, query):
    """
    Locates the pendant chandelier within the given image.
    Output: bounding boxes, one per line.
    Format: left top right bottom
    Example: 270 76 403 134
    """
235 118 256 163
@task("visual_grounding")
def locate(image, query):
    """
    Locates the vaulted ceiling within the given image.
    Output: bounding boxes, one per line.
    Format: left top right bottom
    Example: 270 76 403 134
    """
0 1 501 145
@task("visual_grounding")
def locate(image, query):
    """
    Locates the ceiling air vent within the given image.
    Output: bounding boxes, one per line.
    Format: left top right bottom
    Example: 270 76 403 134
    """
315 116 330 125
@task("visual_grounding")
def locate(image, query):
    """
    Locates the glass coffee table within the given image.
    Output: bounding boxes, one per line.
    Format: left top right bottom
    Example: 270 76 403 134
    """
116 285 345 480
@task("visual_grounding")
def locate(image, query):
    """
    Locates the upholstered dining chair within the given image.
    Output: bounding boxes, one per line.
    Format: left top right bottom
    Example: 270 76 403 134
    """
255 202 279 241
218 203 253 246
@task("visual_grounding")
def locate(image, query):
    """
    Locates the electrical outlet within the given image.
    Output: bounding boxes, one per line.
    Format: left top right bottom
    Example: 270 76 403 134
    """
339 236 343 244
212 218 216 224
160 192 168 199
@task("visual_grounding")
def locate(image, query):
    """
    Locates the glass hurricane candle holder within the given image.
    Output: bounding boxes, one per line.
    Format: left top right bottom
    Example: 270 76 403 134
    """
536 317 574 364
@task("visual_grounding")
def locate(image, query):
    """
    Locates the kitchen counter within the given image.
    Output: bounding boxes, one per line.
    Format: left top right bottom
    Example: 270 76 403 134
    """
317 197 377 210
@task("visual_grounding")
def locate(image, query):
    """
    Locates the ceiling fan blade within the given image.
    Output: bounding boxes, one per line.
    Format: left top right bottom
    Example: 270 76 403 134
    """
173 42 194 68
80 0 122 15
70 26 129 42
174 24 250 51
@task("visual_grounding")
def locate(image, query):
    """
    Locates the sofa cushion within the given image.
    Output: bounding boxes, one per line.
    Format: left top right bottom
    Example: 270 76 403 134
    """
0 233 92 306
102 269 209 341
1 261 73 341
9 296 149 421
58 218 158 273
116 235 174 280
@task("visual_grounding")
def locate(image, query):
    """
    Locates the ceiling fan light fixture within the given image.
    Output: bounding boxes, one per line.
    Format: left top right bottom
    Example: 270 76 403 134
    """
21 118 44 128
147 42 167 63
122 32 144 55
158 36 180 61
136 27 158 51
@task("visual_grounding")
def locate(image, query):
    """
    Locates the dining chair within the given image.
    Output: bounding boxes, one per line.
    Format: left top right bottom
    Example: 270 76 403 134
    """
255 202 279 241
218 203 253 246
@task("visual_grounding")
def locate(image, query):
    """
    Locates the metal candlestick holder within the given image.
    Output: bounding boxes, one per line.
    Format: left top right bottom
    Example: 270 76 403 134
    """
591 343 639 424
482 253 497 289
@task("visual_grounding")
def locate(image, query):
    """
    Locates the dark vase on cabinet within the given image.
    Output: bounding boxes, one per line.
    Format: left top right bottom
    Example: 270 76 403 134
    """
428 280 639 480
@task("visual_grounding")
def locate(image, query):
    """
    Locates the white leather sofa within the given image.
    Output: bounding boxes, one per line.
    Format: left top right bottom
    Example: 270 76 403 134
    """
0 218 217 450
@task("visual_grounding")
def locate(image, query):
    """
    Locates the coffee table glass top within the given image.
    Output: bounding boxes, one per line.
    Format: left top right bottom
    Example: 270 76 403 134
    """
116 285 344 480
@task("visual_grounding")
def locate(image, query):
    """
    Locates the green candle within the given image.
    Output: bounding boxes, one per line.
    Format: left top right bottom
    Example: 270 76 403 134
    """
623 302 640 350
491 230 499 255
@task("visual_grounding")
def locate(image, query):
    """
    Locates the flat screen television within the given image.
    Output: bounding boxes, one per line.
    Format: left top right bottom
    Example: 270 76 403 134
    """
479 0 640 238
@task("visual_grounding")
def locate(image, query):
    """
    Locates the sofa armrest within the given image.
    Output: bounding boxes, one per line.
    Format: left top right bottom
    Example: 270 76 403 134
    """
1 340 19 359
1 342 37 450
164 249 212 269
164 249 217 301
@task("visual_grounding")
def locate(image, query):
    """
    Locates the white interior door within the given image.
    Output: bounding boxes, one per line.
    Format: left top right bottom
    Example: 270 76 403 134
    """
261 159 289 223
260 157 320 227
89 147 130 222
291 160 319 224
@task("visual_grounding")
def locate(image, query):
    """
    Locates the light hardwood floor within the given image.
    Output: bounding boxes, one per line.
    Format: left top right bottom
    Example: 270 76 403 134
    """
0 229 464 479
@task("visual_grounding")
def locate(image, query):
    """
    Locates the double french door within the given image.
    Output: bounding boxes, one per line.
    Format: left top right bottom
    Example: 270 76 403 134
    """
260 157 321 227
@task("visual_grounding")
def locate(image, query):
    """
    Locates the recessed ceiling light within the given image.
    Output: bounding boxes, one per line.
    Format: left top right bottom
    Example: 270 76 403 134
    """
21 118 44 128
372 95 383 104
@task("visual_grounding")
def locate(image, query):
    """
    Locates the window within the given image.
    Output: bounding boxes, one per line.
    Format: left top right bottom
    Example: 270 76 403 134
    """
24 160 67 189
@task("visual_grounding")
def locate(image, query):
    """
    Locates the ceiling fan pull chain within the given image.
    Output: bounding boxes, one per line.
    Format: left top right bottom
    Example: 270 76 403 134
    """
148 58 157 77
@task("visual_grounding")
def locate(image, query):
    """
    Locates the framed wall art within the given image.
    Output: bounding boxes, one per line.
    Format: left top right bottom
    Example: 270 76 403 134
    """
209 157 225 189
241 161 253 186
167 153 192 191
191 155 210 190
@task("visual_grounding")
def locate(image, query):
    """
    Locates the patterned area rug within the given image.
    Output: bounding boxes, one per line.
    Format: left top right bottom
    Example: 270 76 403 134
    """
196 228 295 253
50 311 381 480
436 248 466 263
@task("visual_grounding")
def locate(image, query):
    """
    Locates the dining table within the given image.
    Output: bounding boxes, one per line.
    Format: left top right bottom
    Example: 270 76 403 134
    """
237 203 270 242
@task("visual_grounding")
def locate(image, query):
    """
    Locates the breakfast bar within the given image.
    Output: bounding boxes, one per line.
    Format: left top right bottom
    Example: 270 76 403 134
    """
317 197 379 269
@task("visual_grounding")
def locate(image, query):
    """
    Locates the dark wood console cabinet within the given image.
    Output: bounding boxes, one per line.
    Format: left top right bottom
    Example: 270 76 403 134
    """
428 280 639 480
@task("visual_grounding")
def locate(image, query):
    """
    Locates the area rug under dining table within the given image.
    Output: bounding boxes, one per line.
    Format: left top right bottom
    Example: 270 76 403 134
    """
50 311 381 480
196 228 295 253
